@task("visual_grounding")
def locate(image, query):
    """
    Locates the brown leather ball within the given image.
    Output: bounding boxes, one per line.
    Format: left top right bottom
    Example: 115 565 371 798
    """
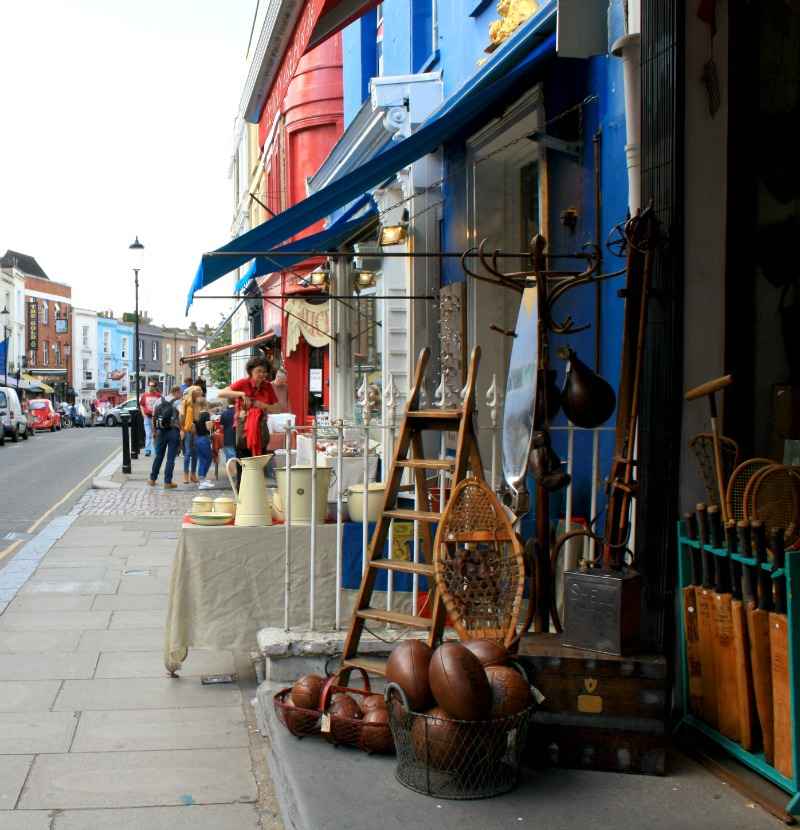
429 642 491 720
411 707 467 771
485 665 533 718
385 640 434 712
281 694 317 736
360 707 394 754
290 674 326 710
324 694 362 745
360 694 387 714
462 639 509 668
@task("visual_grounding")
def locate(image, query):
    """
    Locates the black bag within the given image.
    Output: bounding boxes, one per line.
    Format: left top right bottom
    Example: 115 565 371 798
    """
155 399 177 431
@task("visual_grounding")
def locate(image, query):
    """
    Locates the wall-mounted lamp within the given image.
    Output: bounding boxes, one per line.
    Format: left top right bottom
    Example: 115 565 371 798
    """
309 267 329 287
354 270 376 290
379 209 409 246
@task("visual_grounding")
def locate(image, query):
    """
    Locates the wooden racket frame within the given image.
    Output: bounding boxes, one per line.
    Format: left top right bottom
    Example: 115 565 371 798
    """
432 477 526 648
688 432 740 506
725 458 774 523
750 465 800 546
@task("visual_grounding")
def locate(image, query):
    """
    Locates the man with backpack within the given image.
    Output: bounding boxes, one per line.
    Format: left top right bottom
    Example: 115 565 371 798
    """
147 385 182 489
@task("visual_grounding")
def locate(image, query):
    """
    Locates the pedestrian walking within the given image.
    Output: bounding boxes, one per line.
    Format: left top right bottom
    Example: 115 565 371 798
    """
180 385 202 484
148 385 182 489
139 380 162 457
219 402 236 463
195 401 214 489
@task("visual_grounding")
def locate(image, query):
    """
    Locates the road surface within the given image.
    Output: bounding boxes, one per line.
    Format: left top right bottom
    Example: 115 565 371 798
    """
0 425 120 539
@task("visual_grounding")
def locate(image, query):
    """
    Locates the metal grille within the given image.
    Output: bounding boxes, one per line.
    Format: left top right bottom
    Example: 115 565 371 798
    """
637 0 685 652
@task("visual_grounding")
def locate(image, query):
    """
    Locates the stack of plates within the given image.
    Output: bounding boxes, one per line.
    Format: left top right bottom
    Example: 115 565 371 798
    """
188 512 234 527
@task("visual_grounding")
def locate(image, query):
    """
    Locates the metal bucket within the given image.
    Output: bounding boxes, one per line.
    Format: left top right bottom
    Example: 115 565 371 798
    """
347 483 386 523
274 466 332 525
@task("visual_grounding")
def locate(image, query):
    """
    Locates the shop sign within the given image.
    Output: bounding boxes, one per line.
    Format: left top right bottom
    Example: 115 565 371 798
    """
309 368 323 393
27 301 38 350
285 299 330 354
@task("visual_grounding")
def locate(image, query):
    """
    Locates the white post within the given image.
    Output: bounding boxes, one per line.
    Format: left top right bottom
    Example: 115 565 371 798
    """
309 420 317 631
384 378 398 613
335 420 344 630
486 374 500 492
362 425 369 576
284 426 292 632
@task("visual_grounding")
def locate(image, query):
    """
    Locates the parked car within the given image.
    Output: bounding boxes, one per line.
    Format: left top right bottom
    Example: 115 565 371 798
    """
103 398 138 427
0 386 31 441
29 399 62 432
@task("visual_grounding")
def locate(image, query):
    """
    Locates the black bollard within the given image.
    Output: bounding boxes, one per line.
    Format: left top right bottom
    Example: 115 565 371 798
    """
130 410 140 460
121 413 131 474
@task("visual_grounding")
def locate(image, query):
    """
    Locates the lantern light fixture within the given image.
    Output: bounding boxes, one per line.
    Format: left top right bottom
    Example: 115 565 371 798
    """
378 209 409 247
354 270 376 290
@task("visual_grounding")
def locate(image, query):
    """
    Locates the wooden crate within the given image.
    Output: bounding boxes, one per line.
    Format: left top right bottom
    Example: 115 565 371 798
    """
517 633 668 775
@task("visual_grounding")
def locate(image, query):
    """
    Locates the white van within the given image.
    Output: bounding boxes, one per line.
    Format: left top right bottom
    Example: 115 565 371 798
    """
0 386 30 442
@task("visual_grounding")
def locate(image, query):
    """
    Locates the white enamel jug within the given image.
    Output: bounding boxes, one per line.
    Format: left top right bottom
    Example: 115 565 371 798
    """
225 453 273 527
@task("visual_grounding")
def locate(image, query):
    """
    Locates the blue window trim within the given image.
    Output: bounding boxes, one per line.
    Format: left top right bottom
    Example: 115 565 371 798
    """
420 49 440 72
469 0 493 16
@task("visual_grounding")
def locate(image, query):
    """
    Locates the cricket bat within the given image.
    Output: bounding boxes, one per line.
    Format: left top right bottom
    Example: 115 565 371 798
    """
682 511 704 717
750 520 774 764
770 528 791 778
696 503 719 729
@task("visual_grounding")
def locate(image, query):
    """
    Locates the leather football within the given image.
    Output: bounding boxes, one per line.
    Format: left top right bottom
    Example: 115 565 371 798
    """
411 706 467 771
485 665 533 718
290 674 326 710
463 639 509 668
360 707 394 754
324 693 362 745
429 642 491 720
385 640 434 712
360 694 387 714
282 694 317 736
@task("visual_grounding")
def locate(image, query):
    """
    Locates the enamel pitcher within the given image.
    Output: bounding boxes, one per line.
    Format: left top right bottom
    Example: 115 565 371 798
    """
225 454 273 527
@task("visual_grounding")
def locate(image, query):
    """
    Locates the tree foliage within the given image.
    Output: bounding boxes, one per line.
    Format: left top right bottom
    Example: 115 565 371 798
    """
205 316 231 388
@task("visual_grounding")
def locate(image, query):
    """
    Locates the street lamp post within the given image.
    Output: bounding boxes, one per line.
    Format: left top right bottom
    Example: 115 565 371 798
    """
128 237 144 402
0 305 10 387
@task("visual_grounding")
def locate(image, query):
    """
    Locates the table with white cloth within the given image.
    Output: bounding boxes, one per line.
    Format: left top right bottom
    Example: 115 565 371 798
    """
165 523 339 675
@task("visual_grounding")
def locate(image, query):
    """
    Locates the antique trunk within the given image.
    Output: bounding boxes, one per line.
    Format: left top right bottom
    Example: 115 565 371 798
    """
517 633 668 776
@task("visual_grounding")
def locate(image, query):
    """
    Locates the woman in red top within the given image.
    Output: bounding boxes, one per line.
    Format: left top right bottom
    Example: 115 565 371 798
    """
218 355 281 458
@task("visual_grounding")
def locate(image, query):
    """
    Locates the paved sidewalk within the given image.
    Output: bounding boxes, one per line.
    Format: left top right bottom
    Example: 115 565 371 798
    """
0 456 283 829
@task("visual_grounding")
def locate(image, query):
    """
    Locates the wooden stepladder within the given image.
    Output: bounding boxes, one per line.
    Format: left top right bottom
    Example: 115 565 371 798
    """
340 346 484 680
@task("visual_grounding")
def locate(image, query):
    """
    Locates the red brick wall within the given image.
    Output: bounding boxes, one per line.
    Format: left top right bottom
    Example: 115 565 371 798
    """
24 276 72 386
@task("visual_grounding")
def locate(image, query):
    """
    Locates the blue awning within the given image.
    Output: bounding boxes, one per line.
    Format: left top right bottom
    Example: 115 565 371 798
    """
186 2 557 310
233 204 376 294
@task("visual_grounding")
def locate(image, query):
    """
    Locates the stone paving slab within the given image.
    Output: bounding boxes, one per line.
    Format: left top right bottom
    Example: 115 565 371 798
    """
0 681 62 712
18 748 257 809
17 579 120 596
117 574 170 595
7 596 94 612
53 678 242 711
58 531 146 548
0 631 82 653
0 812 52 830
77 629 166 652
109 610 166 630
91 594 169 611
71 706 249 752
29 566 120 582
0 611 111 631
0 755 33 810
95 650 235 679
38 548 116 564
124 551 178 569
0 711 79 753
0 652 99 681
52 804 262 830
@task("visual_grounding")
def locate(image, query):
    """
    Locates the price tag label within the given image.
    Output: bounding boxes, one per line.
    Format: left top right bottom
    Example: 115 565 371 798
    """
531 685 545 705
321 713 331 733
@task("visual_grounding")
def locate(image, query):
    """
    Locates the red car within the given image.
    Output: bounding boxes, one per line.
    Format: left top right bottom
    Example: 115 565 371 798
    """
29 399 62 432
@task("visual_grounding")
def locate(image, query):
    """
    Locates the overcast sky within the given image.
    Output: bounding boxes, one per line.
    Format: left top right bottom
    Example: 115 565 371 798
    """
0 0 254 329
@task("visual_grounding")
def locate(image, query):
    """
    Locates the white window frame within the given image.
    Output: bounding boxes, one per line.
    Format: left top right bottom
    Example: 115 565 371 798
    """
138 340 143 360
82 325 89 347
103 330 111 354
41 301 48 325
121 336 128 359
151 341 158 361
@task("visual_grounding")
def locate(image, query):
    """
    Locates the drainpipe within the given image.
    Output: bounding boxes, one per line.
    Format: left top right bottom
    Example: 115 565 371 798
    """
611 3 642 213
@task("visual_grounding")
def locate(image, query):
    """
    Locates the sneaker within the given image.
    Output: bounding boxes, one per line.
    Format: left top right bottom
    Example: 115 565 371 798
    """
145 450 151 457
147 479 156 487
198 480 214 489
164 482 178 489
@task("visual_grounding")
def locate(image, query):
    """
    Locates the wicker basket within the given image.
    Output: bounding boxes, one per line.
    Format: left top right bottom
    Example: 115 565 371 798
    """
386 682 533 800
273 668 395 755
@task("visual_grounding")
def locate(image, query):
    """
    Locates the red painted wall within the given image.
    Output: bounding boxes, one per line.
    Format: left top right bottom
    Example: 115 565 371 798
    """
257 34 343 426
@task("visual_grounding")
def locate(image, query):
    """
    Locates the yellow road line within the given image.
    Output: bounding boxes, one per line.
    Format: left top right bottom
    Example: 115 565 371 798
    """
26 447 122 535
0 539 22 564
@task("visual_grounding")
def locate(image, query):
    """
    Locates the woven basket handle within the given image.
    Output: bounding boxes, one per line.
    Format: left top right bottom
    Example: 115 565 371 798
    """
319 665 371 712
384 681 411 713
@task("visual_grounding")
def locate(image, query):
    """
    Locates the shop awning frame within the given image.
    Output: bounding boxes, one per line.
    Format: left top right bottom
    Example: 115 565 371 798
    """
186 3 557 308
180 330 277 365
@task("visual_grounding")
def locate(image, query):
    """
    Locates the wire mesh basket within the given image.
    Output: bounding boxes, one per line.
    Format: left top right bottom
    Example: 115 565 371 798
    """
386 682 533 800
